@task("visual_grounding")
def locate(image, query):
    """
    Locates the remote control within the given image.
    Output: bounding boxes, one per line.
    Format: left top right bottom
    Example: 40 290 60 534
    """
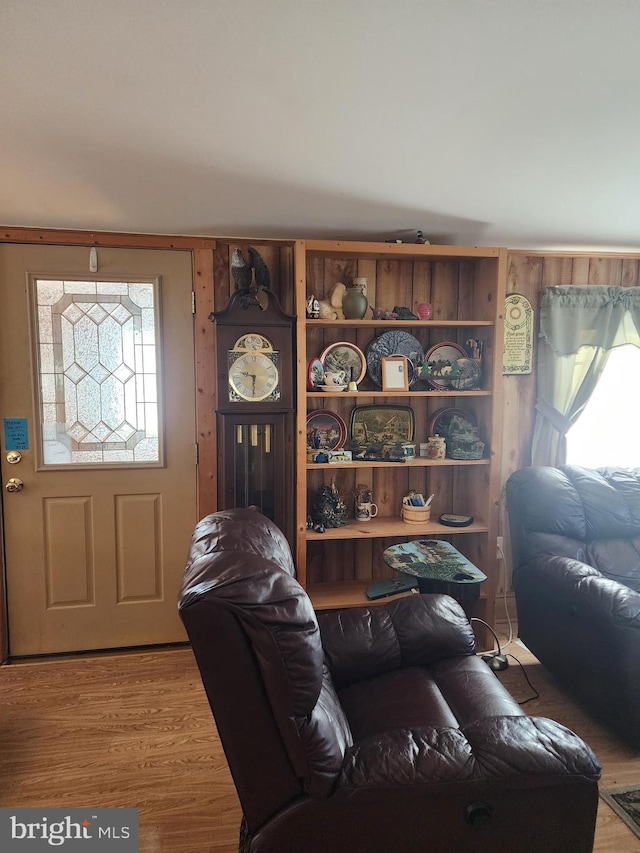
366 577 419 600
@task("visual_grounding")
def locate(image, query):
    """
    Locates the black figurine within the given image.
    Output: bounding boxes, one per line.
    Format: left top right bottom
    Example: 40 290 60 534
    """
393 306 419 320
310 483 348 530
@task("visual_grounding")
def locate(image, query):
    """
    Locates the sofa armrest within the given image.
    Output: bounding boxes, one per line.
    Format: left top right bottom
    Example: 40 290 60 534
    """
518 555 640 627
317 593 475 689
338 716 601 790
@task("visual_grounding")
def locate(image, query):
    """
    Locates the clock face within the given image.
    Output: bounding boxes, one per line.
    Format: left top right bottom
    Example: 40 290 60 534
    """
228 351 280 401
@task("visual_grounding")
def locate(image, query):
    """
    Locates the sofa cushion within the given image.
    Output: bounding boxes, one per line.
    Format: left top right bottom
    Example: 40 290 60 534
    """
338 655 524 741
509 466 640 540
508 465 640 579
585 538 640 590
339 667 460 739
318 594 475 690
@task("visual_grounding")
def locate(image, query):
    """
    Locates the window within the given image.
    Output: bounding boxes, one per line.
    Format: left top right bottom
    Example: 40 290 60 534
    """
33 278 162 466
565 344 640 468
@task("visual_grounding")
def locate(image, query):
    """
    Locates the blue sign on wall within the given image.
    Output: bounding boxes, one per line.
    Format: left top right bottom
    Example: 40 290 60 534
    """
3 418 29 450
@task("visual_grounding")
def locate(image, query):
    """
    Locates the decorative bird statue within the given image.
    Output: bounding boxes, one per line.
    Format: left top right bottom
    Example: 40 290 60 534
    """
231 248 252 291
231 247 271 291
248 246 271 290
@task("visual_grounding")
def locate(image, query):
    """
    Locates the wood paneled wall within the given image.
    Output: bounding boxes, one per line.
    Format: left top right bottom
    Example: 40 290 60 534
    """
2 229 639 645
499 252 640 592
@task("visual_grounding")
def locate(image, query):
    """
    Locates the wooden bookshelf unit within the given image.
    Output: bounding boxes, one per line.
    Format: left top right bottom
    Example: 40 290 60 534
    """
293 240 507 631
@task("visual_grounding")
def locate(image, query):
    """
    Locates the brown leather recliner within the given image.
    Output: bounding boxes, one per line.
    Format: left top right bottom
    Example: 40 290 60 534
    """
178 509 601 853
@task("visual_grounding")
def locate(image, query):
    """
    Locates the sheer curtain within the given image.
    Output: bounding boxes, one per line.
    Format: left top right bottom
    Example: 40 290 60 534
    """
531 286 640 466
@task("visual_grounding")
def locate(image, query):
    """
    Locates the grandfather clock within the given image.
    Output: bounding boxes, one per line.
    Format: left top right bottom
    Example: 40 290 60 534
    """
212 284 296 544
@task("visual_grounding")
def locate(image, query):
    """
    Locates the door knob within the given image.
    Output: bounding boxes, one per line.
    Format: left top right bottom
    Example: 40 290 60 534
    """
5 478 24 493
6 450 22 464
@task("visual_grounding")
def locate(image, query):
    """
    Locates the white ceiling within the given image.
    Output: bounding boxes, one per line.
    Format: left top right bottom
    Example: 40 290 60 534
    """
2 0 640 251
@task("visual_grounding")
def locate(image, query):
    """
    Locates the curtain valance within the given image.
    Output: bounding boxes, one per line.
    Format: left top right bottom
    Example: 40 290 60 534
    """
540 285 640 356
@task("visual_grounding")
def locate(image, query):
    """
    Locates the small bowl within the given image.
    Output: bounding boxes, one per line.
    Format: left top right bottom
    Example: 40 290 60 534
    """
319 384 347 392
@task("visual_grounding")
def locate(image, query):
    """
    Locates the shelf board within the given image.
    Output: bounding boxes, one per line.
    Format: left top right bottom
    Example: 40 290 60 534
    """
303 240 502 261
309 580 414 610
307 389 491 398
305 517 488 540
306 458 489 470
306 319 494 327
308 579 488 611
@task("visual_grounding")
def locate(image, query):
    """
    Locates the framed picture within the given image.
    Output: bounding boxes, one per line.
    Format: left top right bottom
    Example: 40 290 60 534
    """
349 405 415 449
365 330 424 388
320 341 367 384
381 356 409 391
306 410 347 450
307 357 324 389
423 341 467 389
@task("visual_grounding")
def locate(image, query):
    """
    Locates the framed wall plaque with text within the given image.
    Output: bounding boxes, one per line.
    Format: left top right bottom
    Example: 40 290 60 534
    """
503 293 534 375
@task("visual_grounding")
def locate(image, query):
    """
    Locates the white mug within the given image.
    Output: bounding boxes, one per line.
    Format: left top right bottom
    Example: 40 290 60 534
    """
355 501 378 521
324 370 347 386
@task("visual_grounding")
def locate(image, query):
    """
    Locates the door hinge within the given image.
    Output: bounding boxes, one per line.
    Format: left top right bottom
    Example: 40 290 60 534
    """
191 291 196 314
194 443 199 465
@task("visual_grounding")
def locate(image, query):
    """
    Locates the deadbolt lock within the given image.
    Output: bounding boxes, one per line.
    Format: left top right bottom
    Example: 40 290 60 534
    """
5 478 24 493
6 450 22 464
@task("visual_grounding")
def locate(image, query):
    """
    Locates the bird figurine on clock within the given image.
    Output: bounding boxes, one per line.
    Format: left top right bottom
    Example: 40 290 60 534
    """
211 253 295 545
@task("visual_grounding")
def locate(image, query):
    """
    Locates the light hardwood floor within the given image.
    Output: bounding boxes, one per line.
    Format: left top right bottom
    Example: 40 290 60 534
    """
0 642 639 852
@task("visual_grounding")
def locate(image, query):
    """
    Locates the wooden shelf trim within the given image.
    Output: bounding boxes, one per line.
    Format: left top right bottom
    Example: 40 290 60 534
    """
305 517 488 540
309 580 488 611
309 581 414 610
303 240 502 261
307 389 491 398
307 319 494 327
306 458 490 470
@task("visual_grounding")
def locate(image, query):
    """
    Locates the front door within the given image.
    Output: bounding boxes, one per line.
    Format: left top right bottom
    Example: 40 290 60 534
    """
0 244 197 656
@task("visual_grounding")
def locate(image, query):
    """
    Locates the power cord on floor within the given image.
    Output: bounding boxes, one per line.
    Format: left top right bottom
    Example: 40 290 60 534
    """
471 618 540 704
497 539 514 647
473 526 539 704
505 652 540 705
470 617 509 671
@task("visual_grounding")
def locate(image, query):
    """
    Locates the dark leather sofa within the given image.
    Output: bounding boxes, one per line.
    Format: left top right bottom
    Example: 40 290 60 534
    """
179 508 600 853
507 464 640 745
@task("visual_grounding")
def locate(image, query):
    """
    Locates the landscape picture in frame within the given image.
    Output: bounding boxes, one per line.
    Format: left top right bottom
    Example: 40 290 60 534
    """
349 405 415 449
306 410 347 451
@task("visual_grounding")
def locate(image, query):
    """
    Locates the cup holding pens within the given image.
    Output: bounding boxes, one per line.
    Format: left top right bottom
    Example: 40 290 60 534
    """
401 504 431 524
401 492 433 524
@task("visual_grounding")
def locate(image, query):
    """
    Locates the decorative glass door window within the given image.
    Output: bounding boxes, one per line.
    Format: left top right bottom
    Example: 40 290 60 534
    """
32 277 163 466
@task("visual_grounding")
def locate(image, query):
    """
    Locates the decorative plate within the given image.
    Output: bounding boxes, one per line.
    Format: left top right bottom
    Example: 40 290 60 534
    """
448 357 482 391
423 342 468 389
426 407 477 441
349 405 415 448
320 341 367 384
365 331 424 388
306 410 347 450
307 357 324 390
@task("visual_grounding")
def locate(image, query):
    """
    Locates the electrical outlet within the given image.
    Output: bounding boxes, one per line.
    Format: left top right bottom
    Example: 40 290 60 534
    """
496 536 504 559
